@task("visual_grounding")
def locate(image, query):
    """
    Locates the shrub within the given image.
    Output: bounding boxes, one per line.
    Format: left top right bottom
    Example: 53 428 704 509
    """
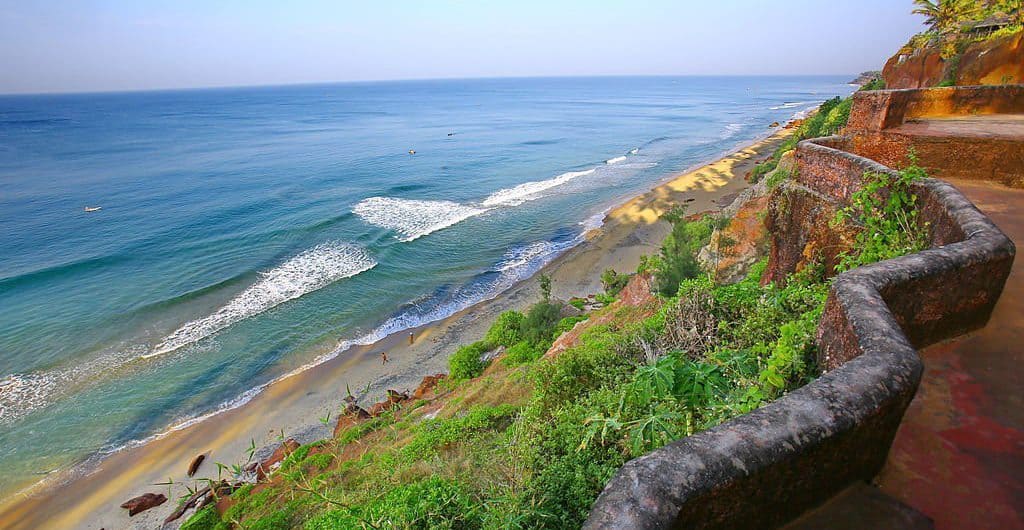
860 77 886 91
539 274 552 302
520 301 563 348
821 97 853 136
485 310 525 347
833 155 930 272
764 167 792 190
654 208 714 296
600 269 630 297
503 340 544 366
448 341 491 380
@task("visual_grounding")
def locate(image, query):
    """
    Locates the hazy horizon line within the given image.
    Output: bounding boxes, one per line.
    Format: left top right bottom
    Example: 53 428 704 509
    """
0 72 862 98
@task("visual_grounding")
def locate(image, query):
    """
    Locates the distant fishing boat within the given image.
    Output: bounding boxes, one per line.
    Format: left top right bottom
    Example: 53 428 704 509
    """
84 206 102 212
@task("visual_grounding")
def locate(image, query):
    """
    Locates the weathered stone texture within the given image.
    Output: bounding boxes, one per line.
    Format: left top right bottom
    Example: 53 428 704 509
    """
844 86 1024 187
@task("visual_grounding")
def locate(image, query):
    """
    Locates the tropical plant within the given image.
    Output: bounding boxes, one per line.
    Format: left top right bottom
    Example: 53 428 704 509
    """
912 0 980 33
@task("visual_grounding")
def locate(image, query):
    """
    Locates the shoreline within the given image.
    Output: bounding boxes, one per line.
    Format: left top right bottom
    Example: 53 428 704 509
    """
0 126 794 530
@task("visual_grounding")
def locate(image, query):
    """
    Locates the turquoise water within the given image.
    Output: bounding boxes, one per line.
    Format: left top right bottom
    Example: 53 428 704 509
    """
0 76 852 493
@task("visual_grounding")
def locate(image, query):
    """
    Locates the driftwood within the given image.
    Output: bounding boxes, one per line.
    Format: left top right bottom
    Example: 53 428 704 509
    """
120 492 167 516
187 453 206 477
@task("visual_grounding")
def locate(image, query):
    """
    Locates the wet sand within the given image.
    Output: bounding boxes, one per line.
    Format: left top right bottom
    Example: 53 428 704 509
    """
0 128 792 530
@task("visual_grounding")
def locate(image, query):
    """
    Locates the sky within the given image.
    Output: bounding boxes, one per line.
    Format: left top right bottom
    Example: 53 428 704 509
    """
0 0 927 94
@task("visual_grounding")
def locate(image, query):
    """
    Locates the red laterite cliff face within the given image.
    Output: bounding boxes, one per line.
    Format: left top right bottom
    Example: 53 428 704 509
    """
883 31 1024 89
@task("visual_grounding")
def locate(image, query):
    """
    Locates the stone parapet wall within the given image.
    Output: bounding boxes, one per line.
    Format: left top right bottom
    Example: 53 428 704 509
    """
844 85 1024 187
849 131 1024 187
846 85 1024 133
583 136 1014 530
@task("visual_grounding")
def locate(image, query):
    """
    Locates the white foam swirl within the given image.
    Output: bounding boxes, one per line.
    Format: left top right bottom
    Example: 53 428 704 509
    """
606 156 627 165
146 242 376 359
481 169 595 207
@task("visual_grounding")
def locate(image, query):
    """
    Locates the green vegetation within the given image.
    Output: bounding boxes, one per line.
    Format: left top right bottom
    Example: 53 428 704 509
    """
600 269 630 297
834 155 931 272
182 99 931 530
449 341 492 380
652 208 715 296
906 0 1022 66
486 310 526 348
861 77 887 91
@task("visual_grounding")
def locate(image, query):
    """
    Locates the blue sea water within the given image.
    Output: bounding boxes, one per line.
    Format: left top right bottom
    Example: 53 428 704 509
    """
0 76 852 494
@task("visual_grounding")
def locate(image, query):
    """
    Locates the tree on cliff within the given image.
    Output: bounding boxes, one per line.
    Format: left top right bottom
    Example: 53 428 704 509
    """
912 0 980 33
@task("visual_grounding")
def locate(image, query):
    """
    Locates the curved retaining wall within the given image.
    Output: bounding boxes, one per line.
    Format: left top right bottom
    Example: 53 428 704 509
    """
583 137 1015 530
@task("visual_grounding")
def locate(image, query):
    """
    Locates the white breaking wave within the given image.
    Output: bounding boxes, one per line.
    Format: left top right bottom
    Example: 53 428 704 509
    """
770 101 808 110
629 148 639 155
0 242 376 425
481 169 596 207
606 156 627 165
353 197 486 242
145 242 377 359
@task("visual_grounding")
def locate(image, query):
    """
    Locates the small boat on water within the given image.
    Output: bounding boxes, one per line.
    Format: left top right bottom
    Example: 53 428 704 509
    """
84 206 102 212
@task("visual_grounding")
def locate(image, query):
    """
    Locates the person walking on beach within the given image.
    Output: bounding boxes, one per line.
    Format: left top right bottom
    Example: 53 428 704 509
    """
409 332 414 345
381 351 389 365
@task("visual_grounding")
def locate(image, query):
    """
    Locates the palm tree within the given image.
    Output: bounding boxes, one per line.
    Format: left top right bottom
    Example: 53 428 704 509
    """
996 0 1024 26
912 0 979 33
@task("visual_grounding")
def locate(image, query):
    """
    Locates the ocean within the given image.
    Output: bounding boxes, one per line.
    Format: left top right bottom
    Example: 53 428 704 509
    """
0 76 852 496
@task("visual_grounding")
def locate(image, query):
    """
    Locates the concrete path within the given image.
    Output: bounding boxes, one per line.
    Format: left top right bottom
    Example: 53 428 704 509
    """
877 179 1024 530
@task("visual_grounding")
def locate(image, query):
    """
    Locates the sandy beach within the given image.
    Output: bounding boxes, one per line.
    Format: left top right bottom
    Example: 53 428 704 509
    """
0 128 792 530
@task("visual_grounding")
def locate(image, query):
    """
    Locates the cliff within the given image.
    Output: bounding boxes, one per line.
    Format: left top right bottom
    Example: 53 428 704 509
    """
883 30 1024 88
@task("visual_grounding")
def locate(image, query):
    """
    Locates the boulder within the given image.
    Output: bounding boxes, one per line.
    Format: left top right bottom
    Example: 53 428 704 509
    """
556 300 583 319
617 272 655 307
255 438 300 480
333 402 372 437
120 492 167 517
411 373 446 399
386 389 410 404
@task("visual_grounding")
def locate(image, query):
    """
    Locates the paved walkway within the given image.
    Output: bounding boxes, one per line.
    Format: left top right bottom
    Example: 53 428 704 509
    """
876 178 1024 530
895 115 1024 139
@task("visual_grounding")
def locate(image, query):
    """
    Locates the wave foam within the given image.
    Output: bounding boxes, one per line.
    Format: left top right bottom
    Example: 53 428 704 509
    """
770 101 807 110
481 169 595 207
0 373 58 425
147 242 376 359
720 123 744 139
606 156 627 165
353 197 485 241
